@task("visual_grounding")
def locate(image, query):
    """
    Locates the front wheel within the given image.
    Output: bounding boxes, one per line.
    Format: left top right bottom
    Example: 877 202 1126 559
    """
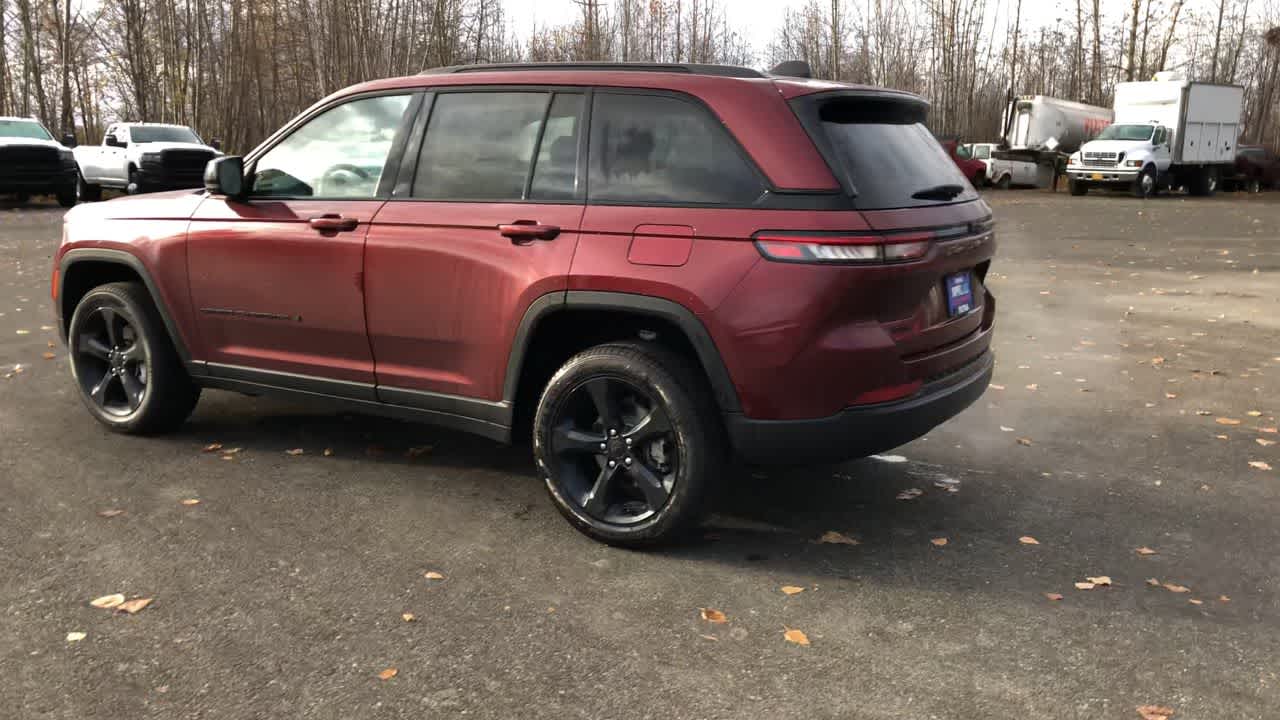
77 172 102 202
1069 178 1088 196
68 282 200 434
1132 167 1157 199
533 342 726 547
56 183 77 208
995 174 1011 190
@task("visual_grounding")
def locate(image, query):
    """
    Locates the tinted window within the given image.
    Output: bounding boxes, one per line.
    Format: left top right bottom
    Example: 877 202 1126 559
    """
801 97 978 210
0 119 53 140
529 94 584 201
131 126 201 144
588 93 763 205
252 94 411 199
413 92 548 200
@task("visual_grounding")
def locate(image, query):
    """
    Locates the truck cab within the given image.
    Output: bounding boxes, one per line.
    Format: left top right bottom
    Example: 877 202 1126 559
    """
1068 123 1172 196
72 122 220 200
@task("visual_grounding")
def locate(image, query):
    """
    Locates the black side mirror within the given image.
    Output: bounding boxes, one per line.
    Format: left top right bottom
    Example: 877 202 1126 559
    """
210 138 222 152
61 132 77 148
104 134 122 148
204 156 247 199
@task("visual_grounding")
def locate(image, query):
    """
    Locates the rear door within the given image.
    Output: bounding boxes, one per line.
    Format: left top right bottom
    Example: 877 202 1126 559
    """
188 92 416 387
364 89 586 407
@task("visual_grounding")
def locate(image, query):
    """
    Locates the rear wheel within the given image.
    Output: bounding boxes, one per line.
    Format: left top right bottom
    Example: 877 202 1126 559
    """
1188 167 1218 197
1069 178 1088 196
533 342 725 547
68 282 200 434
1247 178 1262 194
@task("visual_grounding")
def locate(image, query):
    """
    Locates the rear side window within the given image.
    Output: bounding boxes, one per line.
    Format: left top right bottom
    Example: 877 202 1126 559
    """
588 93 763 205
530 94 585 201
413 92 549 200
795 96 978 210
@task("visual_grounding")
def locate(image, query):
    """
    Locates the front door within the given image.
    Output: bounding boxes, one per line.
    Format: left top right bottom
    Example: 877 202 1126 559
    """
187 93 416 388
364 90 587 406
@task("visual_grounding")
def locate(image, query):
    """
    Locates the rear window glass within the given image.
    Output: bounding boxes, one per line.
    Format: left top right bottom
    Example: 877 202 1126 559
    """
799 97 978 210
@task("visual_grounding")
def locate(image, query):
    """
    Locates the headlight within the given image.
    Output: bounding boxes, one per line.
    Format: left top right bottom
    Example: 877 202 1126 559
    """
1068 155 1079 166
141 152 163 163
1127 160 1143 167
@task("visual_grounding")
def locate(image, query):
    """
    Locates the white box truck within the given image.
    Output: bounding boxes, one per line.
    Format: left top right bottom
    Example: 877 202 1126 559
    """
1066 73 1244 198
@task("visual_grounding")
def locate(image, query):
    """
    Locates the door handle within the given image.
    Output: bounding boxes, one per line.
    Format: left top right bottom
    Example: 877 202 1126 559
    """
499 221 560 243
309 214 359 232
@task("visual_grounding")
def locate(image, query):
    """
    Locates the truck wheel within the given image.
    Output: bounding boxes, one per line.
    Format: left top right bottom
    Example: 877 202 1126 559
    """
533 342 726 547
56 183 77 208
1132 167 1157 199
996 174 1012 190
127 168 144 195
77 173 102 202
971 172 985 189
1069 178 1088 196
1189 168 1218 197
1247 178 1262 194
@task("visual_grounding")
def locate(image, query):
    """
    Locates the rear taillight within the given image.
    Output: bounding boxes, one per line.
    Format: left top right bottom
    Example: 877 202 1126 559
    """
754 232 931 264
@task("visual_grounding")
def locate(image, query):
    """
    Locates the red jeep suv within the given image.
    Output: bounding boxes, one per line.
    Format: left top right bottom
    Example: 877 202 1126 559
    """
54 62 995 545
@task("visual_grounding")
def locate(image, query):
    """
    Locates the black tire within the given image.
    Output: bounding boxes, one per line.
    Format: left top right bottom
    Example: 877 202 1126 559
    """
995 174 1011 190
1188 167 1217 197
1247 178 1261 194
1069 178 1088 196
77 172 102 202
127 168 144 195
67 281 200 434
533 342 726 547
971 172 985 189
56 183 77 208
1132 166 1156 199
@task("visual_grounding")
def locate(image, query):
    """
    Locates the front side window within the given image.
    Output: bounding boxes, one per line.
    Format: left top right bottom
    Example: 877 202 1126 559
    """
413 92 550 200
131 126 202 144
0 119 53 141
973 145 991 160
588 93 763 205
252 94 411 199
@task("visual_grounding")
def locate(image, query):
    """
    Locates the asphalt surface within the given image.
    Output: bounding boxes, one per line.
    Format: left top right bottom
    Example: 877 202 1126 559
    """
2 189 1278 719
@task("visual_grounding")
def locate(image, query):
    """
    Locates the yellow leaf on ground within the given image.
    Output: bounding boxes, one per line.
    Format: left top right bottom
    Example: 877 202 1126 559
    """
65 631 86 642
1137 704 1176 720
89 593 124 609
1086 576 1113 586
424 571 444 580
1044 592 1063 601
699 634 718 641
817 530 860 545
201 443 222 453
1135 547 1157 556
1259 427 1277 434
1146 578 1161 587
1249 461 1272 471
377 667 398 680
1162 583 1191 593
930 537 948 546
780 586 805 596
286 448 304 456
1247 410 1262 417
989 384 1005 390
1257 438 1276 447
783 628 810 646
700 608 727 624
96 509 124 518
41 352 55 360
1215 417 1242 425
1018 536 1040 545
401 613 415 622
116 597 152 614
1188 598 1203 605
180 498 200 506
1219 595 1231 603
1075 582 1096 590
1016 437 1033 446
323 448 334 456
1025 384 1038 391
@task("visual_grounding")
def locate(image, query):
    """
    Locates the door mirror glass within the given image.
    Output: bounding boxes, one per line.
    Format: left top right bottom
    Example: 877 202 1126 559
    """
205 156 246 198
104 134 123 148
61 132 77 148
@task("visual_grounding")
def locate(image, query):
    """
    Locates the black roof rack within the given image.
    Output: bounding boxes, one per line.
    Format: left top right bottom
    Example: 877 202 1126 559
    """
421 62 766 79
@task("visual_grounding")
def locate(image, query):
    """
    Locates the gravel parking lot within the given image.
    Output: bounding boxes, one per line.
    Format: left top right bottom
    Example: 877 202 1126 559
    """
2 190 1278 719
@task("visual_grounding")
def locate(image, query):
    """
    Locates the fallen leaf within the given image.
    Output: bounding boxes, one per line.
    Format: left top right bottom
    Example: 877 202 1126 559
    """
1025 383 1038 391
1018 536 1040 545
999 425 1015 432
783 628 810 646
41 352 55 360
66 631 87 642
1248 461 1272 471
1188 598 1203 605
1165 393 1178 399
1137 705 1175 720
1146 578 1161 586
1086 576 1113 586
1162 583 1191 593
405 445 433 458
179 498 200 506
930 537 948 546
989 384 1005 390
1260 427 1277 434
377 667 398 680
1195 410 1212 416
221 447 242 455
1215 434 1229 440
816 530 860 545
1216 417 1242 425
15 329 29 335
1247 410 1263 417
116 597 153 614
1044 592 1064 601
780 586 806 596
699 634 719 641
323 448 334 456
424 571 444 580
1075 582 1096 590
96 508 125 518
1219 595 1231 603
1135 547 1157 556
285 448 304 456
201 443 223 453
1257 439 1276 447
90 593 125 609
401 613 416 622
700 608 727 624
1151 356 1165 365
1016 437 1033 446
895 488 923 501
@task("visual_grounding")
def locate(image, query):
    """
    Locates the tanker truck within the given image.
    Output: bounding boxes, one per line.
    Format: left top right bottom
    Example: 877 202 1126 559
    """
999 95 1114 188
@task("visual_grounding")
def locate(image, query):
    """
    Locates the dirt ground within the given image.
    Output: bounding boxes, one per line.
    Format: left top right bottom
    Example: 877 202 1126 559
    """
1 189 1278 719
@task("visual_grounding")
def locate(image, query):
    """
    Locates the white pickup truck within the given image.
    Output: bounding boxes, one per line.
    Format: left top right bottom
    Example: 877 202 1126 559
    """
71 122 220 201
962 142 1038 188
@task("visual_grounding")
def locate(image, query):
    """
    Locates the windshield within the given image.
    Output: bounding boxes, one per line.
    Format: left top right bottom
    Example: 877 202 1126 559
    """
799 97 978 209
1095 124 1154 141
973 145 991 159
130 126 201 144
0 119 53 141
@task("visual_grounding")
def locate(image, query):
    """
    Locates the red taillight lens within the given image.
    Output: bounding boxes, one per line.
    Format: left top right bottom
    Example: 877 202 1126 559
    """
755 232 933 264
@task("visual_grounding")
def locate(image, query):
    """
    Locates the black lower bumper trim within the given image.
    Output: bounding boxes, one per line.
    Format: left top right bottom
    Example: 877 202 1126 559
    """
726 351 994 465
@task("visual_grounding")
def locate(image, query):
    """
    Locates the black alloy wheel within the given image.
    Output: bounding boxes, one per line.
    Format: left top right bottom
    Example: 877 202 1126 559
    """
72 305 150 417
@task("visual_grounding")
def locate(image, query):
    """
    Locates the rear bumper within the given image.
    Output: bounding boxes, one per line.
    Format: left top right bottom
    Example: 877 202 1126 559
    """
725 350 993 465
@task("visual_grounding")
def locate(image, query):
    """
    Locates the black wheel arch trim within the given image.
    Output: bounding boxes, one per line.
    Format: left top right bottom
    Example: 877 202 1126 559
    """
58 248 194 365
502 290 742 413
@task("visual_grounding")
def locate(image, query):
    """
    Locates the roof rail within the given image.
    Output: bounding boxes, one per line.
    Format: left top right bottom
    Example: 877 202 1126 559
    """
421 62 765 79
